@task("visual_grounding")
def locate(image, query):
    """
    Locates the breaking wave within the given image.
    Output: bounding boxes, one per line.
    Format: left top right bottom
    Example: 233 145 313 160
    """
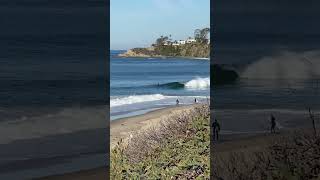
241 51 320 80
151 77 210 90
184 77 210 89
158 82 185 89
110 94 169 107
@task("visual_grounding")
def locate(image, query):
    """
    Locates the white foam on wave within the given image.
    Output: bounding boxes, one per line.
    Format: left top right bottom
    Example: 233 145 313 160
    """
0 106 107 144
110 95 210 120
241 50 320 80
110 94 169 107
193 57 210 60
184 77 210 89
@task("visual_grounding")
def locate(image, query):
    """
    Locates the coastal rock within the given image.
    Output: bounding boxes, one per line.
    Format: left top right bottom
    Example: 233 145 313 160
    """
118 49 152 58
118 43 210 58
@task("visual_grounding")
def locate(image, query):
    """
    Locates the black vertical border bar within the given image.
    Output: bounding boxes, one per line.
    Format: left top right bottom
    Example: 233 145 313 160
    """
210 0 214 178
106 0 111 178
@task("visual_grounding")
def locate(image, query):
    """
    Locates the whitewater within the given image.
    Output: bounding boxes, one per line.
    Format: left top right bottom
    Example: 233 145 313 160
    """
110 53 210 120
110 77 210 108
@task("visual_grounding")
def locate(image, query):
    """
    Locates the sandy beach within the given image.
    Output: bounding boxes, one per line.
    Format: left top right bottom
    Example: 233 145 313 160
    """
110 104 197 148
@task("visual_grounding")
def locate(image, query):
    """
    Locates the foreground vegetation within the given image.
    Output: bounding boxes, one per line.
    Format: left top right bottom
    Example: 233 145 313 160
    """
110 105 210 179
213 130 320 180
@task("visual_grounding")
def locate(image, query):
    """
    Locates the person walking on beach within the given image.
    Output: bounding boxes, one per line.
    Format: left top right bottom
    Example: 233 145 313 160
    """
176 99 179 106
270 114 276 133
194 98 197 104
212 118 221 141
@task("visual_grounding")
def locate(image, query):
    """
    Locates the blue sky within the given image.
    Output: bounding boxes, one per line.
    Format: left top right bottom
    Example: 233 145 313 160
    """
111 0 210 50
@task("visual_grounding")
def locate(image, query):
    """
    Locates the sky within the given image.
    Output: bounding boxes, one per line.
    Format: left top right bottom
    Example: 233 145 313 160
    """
110 0 210 50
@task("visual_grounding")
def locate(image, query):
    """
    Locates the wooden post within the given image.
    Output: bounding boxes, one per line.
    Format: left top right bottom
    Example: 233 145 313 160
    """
309 108 317 136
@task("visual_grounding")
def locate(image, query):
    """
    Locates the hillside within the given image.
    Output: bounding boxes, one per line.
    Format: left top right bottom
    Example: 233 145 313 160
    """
119 28 210 58
119 43 210 58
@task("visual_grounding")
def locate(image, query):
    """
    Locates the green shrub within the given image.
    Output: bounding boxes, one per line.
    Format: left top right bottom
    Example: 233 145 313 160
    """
110 105 210 179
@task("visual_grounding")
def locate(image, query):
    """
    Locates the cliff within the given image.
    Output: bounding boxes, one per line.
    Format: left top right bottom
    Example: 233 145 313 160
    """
118 49 154 58
119 43 210 58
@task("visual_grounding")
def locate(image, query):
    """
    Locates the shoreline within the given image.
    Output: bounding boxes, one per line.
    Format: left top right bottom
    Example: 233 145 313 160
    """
117 54 209 60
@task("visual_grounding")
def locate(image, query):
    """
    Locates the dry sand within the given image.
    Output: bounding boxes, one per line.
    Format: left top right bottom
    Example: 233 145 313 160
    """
213 133 280 154
110 105 196 148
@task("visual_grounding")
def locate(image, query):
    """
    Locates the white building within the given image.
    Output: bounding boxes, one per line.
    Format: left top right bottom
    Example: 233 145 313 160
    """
186 38 196 43
172 42 180 46
162 38 196 46
178 40 186 45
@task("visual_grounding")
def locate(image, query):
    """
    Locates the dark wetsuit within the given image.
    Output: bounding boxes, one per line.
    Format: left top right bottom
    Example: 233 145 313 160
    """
271 115 276 133
212 119 221 141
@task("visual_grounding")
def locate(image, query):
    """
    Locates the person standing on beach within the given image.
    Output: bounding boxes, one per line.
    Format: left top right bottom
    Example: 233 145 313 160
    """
194 98 197 104
270 114 276 133
212 118 221 141
176 99 179 106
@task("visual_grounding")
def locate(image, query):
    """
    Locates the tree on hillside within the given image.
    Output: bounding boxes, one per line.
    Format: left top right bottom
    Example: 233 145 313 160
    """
194 29 201 41
155 35 169 46
194 28 210 44
200 28 210 43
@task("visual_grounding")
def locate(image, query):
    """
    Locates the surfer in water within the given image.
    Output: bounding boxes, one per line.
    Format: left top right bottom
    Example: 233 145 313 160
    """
270 114 276 133
176 99 179 106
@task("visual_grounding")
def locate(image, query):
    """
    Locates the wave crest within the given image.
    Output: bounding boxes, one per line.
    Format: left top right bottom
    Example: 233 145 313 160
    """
159 82 185 89
184 77 210 89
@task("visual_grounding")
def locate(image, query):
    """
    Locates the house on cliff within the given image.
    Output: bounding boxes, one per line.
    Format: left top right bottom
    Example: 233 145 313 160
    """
186 38 196 43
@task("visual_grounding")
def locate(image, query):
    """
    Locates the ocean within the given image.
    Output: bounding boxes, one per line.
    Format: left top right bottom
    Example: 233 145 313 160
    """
212 36 320 134
110 50 210 120
0 0 107 179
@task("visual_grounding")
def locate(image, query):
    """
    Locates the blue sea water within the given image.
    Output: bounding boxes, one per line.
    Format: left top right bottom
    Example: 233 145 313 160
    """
0 1 107 178
110 50 210 120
